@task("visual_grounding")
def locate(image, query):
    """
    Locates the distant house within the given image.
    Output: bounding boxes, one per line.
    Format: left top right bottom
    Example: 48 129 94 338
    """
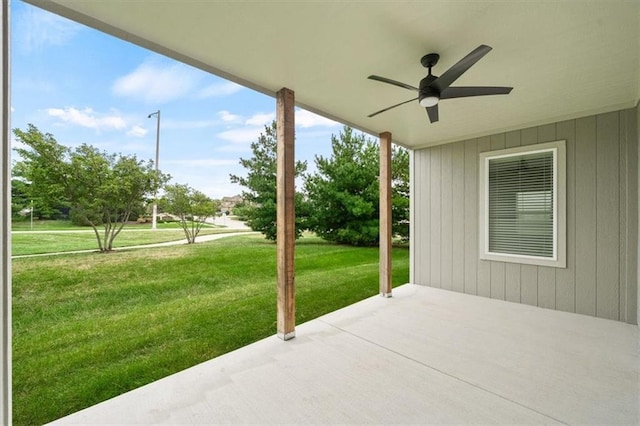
219 195 243 214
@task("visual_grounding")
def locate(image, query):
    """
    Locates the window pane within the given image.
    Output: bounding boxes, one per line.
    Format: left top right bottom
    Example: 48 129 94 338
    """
488 151 554 257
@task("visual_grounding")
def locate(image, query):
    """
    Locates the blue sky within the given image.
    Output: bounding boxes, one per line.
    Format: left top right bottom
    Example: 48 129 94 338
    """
10 0 344 199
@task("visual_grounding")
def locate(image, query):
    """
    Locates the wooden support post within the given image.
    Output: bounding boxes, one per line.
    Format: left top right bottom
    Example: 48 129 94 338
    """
380 132 393 297
276 88 296 340
0 0 11 422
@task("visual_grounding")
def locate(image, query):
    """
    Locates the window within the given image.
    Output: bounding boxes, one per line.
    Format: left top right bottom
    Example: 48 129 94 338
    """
479 140 566 268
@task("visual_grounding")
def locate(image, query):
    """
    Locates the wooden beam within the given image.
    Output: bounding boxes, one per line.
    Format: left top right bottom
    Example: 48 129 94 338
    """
0 0 11 422
276 88 296 340
380 132 393 297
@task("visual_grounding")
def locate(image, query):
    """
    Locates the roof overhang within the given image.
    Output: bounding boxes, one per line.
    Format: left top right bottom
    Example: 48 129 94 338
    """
24 0 640 149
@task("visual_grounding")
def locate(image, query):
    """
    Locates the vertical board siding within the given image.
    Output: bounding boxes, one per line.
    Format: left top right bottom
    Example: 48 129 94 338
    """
556 120 577 313
421 147 431 285
505 265 521 303
463 140 478 295
537 124 558 309
626 107 638 324
476 137 492 298
440 144 453 290
575 116 598 316
451 142 465 293
520 265 538 306
596 112 620 320
412 106 638 324
505 130 522 303
429 147 441 287
489 134 506 300
619 111 628 321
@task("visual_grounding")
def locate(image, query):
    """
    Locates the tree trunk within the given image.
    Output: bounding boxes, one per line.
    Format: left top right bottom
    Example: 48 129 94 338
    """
90 223 104 252
107 212 130 250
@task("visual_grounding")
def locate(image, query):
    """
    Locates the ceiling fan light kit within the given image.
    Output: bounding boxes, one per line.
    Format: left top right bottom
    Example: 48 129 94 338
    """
419 96 439 107
368 45 513 123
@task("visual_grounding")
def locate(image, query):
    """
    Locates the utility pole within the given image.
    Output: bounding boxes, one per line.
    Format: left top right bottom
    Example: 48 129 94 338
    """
148 110 161 230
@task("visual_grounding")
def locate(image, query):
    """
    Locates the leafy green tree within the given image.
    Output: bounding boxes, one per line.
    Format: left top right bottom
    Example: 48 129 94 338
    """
305 126 410 246
13 124 168 252
392 146 410 242
162 183 219 243
11 178 30 217
230 201 251 221
305 127 380 246
12 126 70 219
229 121 308 241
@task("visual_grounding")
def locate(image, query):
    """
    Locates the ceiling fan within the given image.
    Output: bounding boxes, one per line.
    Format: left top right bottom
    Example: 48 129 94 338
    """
367 45 512 123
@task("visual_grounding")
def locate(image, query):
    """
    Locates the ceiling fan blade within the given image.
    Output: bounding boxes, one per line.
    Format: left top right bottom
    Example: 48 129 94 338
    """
426 104 439 123
368 97 418 118
433 45 492 92
440 86 513 99
368 75 418 91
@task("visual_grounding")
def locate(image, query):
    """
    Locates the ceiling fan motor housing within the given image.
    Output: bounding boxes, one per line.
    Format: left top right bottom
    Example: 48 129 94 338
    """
419 75 439 106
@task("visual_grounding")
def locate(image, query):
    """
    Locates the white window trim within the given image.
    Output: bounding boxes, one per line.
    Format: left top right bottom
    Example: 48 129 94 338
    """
479 140 566 268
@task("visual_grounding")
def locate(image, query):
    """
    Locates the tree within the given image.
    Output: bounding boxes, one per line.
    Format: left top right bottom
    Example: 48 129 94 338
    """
161 183 219 243
12 126 70 219
229 121 308 241
13 124 168 252
10 178 30 217
305 127 380 246
305 126 410 246
391 145 410 242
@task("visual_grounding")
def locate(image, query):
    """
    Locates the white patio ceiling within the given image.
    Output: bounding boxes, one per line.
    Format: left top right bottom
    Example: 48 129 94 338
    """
25 0 639 149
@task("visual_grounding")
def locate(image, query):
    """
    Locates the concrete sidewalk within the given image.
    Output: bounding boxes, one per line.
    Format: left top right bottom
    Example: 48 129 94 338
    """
206 216 250 230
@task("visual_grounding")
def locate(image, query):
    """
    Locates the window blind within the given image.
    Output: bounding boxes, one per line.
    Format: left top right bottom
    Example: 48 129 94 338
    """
488 151 554 258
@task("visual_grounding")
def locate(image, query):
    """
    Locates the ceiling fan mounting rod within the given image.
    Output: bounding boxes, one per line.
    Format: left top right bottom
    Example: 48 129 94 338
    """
420 53 440 73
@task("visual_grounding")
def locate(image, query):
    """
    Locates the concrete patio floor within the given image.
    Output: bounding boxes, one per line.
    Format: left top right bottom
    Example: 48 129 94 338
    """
49 284 639 425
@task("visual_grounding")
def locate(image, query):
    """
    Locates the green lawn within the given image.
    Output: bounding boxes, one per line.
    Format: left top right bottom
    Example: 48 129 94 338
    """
11 219 79 231
12 234 409 425
11 227 244 256
11 219 219 232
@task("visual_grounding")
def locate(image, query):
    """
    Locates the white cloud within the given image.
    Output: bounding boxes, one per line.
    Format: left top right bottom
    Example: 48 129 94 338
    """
14 6 81 52
296 109 340 128
197 82 243 98
220 109 338 130
218 110 242 123
217 128 264 144
213 108 338 154
126 125 148 138
245 112 275 126
112 60 201 104
47 107 127 131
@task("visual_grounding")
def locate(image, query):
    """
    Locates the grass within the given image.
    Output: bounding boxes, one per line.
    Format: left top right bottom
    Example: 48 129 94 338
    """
12 234 409 425
11 219 220 232
12 227 244 256
11 219 78 231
